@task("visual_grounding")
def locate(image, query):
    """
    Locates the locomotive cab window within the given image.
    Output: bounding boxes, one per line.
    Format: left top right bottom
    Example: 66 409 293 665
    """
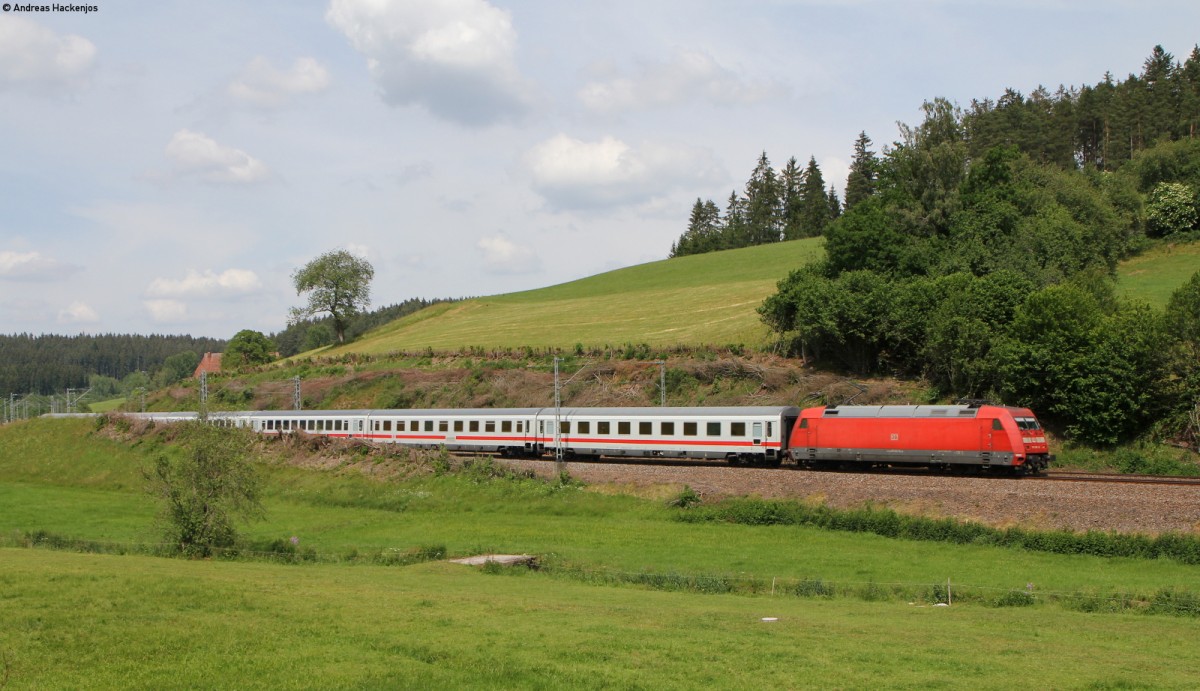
992 419 1004 431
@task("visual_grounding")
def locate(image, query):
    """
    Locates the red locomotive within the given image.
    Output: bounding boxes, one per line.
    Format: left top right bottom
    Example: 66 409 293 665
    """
788 404 1052 474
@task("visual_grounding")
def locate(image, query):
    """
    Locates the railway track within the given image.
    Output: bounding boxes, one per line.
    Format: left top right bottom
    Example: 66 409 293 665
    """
1037 470 1200 487
477 453 1200 486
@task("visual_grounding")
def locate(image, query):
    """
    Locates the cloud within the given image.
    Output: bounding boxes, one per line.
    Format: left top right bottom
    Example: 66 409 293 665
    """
228 56 331 107
525 134 724 210
144 299 189 323
57 301 99 325
0 250 71 280
164 129 270 184
146 268 262 298
579 49 779 112
326 0 535 126
0 16 95 91
477 235 539 274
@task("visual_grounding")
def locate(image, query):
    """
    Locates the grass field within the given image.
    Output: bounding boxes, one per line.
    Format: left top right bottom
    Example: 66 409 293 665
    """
4 418 1200 687
320 237 824 354
312 237 1198 357
1116 239 1200 306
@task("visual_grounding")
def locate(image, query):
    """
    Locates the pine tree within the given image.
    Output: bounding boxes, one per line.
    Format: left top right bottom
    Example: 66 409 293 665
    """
827 185 842 221
780 157 805 240
799 156 830 236
744 151 783 245
720 190 748 249
671 198 723 257
1180 45 1200 139
844 132 878 211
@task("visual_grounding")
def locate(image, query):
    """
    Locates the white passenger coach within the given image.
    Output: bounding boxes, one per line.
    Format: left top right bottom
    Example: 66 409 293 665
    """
174 406 800 466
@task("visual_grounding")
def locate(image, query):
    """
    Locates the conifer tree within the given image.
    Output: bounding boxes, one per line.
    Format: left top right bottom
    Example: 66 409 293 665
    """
744 151 783 245
799 156 830 236
781 157 805 240
844 132 878 211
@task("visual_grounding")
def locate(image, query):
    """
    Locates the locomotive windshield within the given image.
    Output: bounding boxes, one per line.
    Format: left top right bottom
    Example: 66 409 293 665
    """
1015 417 1042 431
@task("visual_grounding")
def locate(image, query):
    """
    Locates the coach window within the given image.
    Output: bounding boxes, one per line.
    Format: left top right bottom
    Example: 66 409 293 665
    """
767 422 773 437
661 422 675 435
597 421 610 435
683 422 697 436
707 422 721 436
481 420 492 433
516 421 524 433
618 421 631 435
577 421 590 434
501 421 512 433
469 420 479 432
336 420 345 432
438 421 448 432
559 421 570 434
395 421 404 432
384 421 393 432
639 421 652 435
424 420 433 432
316 420 325 432
730 422 746 436
454 421 464 432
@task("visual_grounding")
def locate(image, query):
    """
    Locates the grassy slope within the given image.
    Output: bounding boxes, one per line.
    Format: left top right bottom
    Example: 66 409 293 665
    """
1116 239 1200 306
317 237 1197 356
322 237 824 354
3 419 1200 687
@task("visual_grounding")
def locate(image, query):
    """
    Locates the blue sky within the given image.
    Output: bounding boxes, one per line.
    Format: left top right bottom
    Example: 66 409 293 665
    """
1 0 1197 338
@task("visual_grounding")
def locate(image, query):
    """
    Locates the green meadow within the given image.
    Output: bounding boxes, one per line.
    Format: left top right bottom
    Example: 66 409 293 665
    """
3 418 1200 688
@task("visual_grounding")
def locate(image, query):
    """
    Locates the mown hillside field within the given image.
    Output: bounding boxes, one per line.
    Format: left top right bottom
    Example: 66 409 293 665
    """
320 238 824 354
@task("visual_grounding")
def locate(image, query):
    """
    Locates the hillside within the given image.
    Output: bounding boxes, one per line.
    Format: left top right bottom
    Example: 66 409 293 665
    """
309 237 1195 358
318 237 824 355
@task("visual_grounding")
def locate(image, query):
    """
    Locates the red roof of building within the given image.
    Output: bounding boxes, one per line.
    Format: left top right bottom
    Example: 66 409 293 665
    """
193 352 223 378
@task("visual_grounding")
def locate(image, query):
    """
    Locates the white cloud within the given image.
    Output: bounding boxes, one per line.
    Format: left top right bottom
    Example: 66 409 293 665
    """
57 301 99 325
326 0 534 126
0 16 95 90
0 250 69 280
477 235 539 274
144 299 189 323
579 49 779 112
228 56 331 107
525 134 724 210
146 268 262 298
164 129 270 184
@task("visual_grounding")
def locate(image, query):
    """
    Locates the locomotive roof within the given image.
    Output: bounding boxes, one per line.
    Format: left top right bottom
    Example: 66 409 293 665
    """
821 405 982 418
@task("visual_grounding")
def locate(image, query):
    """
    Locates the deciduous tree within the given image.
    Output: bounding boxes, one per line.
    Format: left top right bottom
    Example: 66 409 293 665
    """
290 250 375 344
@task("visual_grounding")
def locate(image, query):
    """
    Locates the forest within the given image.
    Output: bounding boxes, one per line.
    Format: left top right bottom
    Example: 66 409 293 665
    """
0 333 226 399
737 44 1200 447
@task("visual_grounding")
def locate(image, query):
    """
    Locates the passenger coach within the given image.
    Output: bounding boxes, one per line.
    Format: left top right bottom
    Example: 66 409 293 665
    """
231 406 800 465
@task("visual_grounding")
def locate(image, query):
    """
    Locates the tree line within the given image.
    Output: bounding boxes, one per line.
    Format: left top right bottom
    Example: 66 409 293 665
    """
755 43 1200 447
0 333 225 396
672 44 1200 258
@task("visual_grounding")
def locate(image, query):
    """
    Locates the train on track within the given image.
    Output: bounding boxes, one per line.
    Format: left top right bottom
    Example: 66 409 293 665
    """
114 402 1053 475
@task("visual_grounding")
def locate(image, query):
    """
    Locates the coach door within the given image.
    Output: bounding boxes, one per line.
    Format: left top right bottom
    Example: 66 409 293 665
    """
752 422 763 446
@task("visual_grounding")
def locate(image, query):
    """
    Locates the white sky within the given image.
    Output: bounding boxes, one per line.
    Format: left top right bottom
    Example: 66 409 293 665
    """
1 0 1197 339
